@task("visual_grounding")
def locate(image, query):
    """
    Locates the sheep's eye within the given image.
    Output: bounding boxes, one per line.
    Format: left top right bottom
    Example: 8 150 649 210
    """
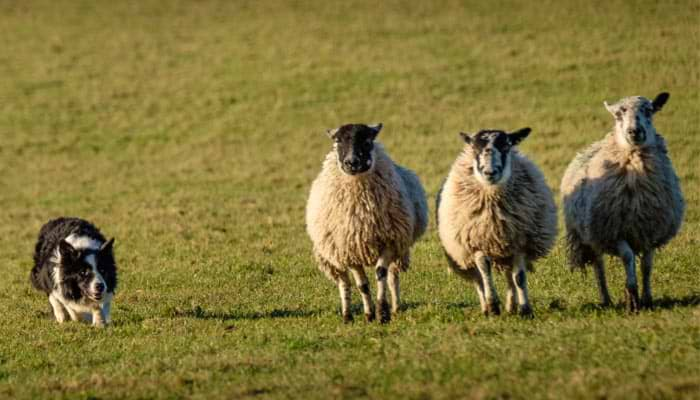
619 107 627 113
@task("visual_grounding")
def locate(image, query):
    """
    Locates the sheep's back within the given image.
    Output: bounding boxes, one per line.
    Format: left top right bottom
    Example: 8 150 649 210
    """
395 165 428 242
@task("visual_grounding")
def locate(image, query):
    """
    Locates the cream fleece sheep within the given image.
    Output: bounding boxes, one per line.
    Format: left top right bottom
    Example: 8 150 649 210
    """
437 128 557 317
306 124 427 323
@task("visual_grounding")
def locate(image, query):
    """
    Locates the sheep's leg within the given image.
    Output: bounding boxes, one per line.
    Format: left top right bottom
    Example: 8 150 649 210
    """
350 268 375 322
388 267 400 314
375 250 393 323
474 251 500 316
593 254 612 307
472 278 487 313
511 254 533 318
617 241 639 313
504 268 517 314
337 271 353 323
640 250 654 309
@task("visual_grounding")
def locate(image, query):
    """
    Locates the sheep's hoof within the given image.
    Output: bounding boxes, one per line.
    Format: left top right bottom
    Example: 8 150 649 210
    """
519 304 534 319
484 302 501 317
364 313 375 323
640 295 654 310
342 313 354 324
377 301 391 324
626 287 640 313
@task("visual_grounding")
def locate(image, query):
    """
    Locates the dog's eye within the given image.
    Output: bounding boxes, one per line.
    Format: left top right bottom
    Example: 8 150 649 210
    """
81 270 90 277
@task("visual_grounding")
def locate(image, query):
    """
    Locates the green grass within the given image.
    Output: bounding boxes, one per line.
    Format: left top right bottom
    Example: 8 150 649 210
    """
1 0 699 399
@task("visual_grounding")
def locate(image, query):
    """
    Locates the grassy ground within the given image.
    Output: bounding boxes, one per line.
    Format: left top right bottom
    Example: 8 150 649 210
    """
0 1 699 399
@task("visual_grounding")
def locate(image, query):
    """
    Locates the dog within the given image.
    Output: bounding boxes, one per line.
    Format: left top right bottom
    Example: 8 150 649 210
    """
30 217 117 327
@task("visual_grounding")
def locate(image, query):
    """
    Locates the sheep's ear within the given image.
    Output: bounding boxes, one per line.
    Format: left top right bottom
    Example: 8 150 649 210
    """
58 240 78 261
100 238 114 253
603 101 617 115
652 92 669 113
367 123 382 140
508 127 531 146
326 127 339 139
459 132 472 144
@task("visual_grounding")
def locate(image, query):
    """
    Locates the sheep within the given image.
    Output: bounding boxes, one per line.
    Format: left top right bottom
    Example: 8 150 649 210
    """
436 128 557 317
306 123 428 323
560 92 684 312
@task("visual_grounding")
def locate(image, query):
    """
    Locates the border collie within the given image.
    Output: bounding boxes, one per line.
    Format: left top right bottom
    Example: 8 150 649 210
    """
30 217 117 327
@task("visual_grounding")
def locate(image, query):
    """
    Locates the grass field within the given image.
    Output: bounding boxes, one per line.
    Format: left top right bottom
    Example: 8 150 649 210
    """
1 1 699 399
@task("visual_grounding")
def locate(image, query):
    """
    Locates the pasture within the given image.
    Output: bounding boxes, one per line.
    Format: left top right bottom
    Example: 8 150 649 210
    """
0 1 698 399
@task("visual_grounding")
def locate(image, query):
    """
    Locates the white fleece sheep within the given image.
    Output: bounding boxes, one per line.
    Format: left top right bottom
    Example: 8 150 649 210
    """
561 92 684 312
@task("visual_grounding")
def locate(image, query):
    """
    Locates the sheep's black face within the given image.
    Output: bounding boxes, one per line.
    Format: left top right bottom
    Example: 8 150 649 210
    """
461 128 531 185
605 92 669 148
327 123 382 176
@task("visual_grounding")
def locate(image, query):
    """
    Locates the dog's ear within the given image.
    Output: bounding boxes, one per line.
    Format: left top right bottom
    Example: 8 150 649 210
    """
100 238 115 253
58 240 78 261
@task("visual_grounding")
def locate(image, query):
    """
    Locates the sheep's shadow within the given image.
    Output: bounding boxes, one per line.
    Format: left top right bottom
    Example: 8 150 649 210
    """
647 293 700 309
344 301 423 316
578 293 700 313
170 306 319 321
446 301 472 310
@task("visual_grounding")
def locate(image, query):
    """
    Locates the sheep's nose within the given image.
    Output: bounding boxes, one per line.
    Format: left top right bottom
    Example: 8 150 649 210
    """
628 128 645 142
344 158 361 169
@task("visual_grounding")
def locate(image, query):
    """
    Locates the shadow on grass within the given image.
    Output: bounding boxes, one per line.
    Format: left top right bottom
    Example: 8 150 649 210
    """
446 301 471 309
168 306 319 321
652 293 700 309
578 293 700 313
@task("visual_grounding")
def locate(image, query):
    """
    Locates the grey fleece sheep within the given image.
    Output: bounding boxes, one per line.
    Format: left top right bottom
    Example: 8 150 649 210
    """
561 92 684 312
437 128 557 317
306 123 428 323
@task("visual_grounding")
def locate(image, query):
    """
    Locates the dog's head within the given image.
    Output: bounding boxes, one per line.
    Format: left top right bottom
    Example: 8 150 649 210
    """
54 238 114 302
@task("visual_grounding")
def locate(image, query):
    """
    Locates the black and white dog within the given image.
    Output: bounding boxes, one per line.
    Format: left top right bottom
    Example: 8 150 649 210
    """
30 217 117 327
